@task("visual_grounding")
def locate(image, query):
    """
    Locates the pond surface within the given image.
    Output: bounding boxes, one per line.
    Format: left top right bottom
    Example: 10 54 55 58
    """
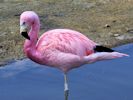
0 43 133 100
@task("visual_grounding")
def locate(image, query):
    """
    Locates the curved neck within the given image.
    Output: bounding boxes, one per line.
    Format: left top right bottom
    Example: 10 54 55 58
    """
24 19 40 57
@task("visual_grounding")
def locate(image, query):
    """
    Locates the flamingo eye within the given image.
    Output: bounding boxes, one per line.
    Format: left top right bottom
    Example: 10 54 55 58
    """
23 22 26 25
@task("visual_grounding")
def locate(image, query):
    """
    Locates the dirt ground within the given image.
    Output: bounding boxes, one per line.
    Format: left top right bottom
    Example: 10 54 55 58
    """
0 0 133 65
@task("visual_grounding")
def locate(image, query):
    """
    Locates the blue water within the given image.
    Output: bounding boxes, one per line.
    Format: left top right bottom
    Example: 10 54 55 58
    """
0 43 133 100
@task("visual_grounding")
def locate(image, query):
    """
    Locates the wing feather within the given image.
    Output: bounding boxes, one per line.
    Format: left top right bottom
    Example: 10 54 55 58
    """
36 29 96 56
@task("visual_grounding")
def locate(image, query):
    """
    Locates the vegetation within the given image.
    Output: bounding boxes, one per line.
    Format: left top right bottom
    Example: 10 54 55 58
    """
0 0 133 65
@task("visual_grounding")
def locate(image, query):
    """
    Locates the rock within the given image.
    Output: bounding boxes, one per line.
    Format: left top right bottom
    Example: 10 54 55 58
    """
115 35 125 40
126 28 133 34
14 13 21 16
113 33 120 37
104 24 111 28
0 45 3 48
112 20 116 23
115 34 133 40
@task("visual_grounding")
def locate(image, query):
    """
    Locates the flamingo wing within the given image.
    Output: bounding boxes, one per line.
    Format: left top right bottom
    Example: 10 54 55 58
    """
36 29 97 57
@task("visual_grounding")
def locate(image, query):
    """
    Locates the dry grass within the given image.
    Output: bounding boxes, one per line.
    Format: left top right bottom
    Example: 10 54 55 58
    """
0 0 133 64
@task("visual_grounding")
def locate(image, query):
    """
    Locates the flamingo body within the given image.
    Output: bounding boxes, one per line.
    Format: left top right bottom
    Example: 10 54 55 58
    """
36 29 96 72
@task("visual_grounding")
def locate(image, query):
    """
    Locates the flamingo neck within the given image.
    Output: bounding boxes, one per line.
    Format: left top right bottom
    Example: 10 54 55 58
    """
24 20 40 61
24 24 39 48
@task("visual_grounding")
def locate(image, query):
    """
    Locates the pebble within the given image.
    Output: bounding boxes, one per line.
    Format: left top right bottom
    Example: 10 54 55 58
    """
115 35 125 40
115 34 133 40
113 33 120 37
112 20 116 23
104 24 110 28
126 28 133 34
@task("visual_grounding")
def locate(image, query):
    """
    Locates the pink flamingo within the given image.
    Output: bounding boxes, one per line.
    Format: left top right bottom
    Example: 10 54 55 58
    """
20 11 128 100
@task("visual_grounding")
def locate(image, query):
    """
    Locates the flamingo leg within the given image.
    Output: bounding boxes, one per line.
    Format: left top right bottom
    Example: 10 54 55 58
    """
64 73 69 100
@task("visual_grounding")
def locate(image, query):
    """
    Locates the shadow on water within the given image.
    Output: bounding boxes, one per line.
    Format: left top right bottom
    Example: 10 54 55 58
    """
0 43 133 100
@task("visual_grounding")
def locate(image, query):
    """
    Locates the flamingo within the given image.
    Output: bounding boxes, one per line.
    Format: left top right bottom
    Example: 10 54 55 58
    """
20 11 128 100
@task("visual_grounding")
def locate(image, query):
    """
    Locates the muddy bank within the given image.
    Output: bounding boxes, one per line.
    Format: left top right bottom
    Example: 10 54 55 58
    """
0 0 133 65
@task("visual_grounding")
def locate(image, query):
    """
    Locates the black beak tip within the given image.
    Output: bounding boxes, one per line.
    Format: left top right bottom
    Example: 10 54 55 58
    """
21 32 30 40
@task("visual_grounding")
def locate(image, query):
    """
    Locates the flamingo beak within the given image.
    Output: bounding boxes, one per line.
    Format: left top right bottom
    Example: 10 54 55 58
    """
20 24 30 40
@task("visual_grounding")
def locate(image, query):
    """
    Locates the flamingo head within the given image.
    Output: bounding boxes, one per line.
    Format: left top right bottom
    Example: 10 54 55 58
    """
20 11 39 40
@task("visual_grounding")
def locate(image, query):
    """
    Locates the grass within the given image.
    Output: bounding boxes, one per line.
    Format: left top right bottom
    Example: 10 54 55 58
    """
0 0 133 64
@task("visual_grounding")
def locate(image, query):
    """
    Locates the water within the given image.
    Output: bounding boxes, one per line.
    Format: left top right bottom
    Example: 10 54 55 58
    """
0 43 133 100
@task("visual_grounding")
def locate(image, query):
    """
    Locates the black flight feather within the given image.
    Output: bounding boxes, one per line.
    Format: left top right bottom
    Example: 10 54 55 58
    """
94 45 114 52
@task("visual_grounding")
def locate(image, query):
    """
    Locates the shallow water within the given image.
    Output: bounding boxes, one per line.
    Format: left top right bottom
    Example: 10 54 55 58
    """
0 43 133 100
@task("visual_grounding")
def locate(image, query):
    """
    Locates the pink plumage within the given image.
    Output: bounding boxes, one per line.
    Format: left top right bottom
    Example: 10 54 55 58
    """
36 29 97 71
20 11 128 100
